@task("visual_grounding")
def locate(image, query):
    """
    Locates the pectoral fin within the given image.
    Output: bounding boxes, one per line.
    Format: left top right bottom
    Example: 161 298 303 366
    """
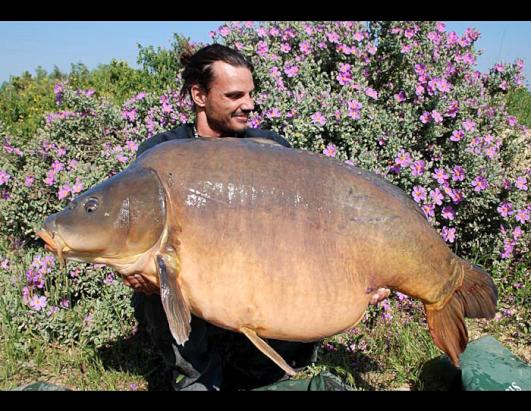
240 327 297 376
157 254 191 345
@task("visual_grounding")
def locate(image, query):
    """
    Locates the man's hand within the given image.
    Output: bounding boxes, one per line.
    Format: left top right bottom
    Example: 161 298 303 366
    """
122 273 160 295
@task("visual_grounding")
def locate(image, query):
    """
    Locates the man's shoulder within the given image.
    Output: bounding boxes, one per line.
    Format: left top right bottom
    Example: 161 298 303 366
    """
136 125 191 157
244 128 291 148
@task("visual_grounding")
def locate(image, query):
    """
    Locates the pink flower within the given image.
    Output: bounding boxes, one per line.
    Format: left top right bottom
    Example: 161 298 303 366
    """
256 41 269 57
284 64 299 78
24 175 35 187
497 202 513 218
299 41 311 55
515 208 529 224
451 165 466 181
326 31 340 43
395 150 412 167
51 160 64 173
441 226 456 243
29 295 47 311
506 116 518 127
394 90 406 102
323 143 337 157
116 154 129 164
365 87 378 100
436 22 446 32
513 226 523 240
415 85 425 96
280 42 291 53
420 112 431 124
410 160 425 176
450 129 465 142
72 178 84 194
57 184 71 200
462 119 476 132
432 168 449 184
515 177 528 191
412 185 427 203
125 140 139 152
311 112 327 126
441 206 455 220
431 110 443 123
471 176 489 192
422 203 435 219
429 188 444 206
266 107 281 119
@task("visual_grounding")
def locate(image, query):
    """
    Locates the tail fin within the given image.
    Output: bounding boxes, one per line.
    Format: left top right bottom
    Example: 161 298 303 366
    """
425 259 498 367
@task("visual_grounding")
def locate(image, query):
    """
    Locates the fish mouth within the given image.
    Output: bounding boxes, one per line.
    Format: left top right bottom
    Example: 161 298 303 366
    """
36 229 69 269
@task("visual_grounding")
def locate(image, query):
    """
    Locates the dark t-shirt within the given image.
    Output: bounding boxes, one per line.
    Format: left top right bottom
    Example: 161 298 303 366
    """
136 123 291 158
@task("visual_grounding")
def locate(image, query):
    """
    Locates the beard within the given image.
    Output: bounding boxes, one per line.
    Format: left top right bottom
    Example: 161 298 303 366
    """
206 112 249 136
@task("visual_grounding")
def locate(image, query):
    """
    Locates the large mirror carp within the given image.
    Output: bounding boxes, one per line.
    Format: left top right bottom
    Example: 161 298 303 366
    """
37 137 497 375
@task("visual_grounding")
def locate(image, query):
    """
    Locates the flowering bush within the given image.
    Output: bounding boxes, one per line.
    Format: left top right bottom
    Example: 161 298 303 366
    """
0 21 529 349
211 21 529 264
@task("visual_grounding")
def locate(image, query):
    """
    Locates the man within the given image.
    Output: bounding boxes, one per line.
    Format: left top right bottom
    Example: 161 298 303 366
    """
122 44 318 391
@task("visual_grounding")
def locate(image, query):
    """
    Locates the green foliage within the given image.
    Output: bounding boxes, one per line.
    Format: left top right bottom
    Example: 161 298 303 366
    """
506 87 531 127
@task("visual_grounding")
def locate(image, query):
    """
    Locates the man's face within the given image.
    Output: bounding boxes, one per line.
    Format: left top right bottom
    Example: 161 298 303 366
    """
201 61 255 135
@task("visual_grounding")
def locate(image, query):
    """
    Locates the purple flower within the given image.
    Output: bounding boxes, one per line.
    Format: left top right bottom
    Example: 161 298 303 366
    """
431 110 443 123
347 100 362 119
0 258 9 270
129 383 138 391
280 42 291 53
60 298 70 309
394 90 406 102
103 273 115 285
299 41 312 55
497 202 513 218
284 63 299 78
256 40 269 57
451 165 466 182
410 160 425 177
323 143 337 157
72 178 84 194
22 286 31 305
326 31 340 43
0 170 11 186
29 295 47 311
501 239 515 259
506 115 518 127
57 184 71 200
462 119 476 132
429 188 444 206
432 168 449 184
311 112 327 126
449 189 464 205
116 154 129 164
266 107 281 119
441 205 455 220
412 185 427 203
420 112 431 124
515 177 528 191
395 150 412 167
471 176 489 192
513 226 523 240
450 129 465 142
365 87 378 100
422 203 435 219
122 108 137 122
441 226 456 243
415 85 425 96
515 208 529 224
51 160 64 173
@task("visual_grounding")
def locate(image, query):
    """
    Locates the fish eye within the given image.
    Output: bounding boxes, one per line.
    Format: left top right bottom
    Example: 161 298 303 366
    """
84 198 99 214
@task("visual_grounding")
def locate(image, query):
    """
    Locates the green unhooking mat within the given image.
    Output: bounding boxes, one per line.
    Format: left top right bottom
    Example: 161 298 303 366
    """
459 335 531 391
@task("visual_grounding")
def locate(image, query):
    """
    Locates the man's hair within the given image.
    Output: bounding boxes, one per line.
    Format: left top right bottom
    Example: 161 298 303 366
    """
179 43 254 101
